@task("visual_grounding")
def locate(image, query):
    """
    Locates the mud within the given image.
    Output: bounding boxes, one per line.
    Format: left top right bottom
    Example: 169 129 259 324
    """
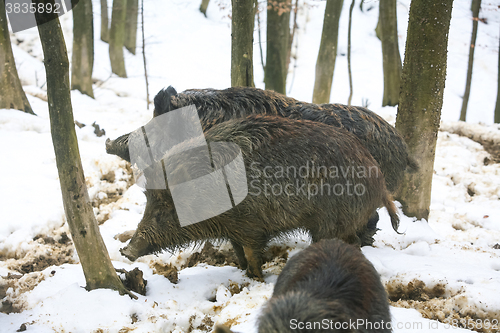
90 162 135 225
152 263 179 284
181 242 291 274
386 279 500 333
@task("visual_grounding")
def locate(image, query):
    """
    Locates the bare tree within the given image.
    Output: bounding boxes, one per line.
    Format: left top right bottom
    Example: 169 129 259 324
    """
395 0 454 219
101 0 109 42
109 0 127 77
495 23 500 124
347 0 354 106
200 0 210 17
71 0 94 98
141 0 150 109
265 0 291 94
231 0 256 87
33 0 134 296
312 0 343 104
379 0 402 106
124 0 138 55
0 0 34 115
459 0 482 121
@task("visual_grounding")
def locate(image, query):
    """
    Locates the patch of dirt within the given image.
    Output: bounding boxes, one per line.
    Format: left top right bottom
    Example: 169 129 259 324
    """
227 280 249 296
152 263 179 284
7 232 73 275
183 243 239 269
183 242 291 271
0 271 46 314
187 314 215 333
387 279 500 333
90 163 135 225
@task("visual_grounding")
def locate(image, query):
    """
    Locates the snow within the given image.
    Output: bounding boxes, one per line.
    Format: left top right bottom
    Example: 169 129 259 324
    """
1 0 500 332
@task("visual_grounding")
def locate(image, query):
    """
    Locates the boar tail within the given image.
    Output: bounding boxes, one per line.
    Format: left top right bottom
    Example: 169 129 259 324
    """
383 193 401 234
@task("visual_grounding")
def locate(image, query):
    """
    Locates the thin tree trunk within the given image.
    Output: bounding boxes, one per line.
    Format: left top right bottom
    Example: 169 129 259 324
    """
286 0 298 74
256 0 265 73
124 0 138 55
459 0 481 122
101 0 109 42
380 0 402 106
347 0 354 106
0 0 34 115
32 0 133 296
231 0 256 87
312 0 343 104
109 0 127 78
141 0 149 109
395 0 454 220
265 0 291 94
71 0 94 98
200 0 210 17
495 23 500 124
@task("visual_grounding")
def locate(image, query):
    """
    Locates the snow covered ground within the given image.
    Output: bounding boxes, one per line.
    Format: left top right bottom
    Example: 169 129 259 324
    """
1 0 500 332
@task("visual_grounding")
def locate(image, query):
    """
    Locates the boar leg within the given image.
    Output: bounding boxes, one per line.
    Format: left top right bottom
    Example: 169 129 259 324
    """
243 246 264 281
230 240 248 270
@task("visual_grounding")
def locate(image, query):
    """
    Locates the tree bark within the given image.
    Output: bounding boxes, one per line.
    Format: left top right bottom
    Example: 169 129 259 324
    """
0 0 34 115
395 0 454 220
124 0 138 55
33 0 133 296
459 0 481 122
265 0 291 94
100 0 109 42
141 0 149 109
231 0 256 87
495 23 500 124
200 0 210 17
109 0 127 77
347 0 354 106
379 0 402 106
71 0 94 98
312 0 343 104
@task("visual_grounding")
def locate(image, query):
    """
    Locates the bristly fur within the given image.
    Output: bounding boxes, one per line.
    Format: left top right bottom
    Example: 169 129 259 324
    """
107 86 417 194
257 239 392 333
120 115 400 278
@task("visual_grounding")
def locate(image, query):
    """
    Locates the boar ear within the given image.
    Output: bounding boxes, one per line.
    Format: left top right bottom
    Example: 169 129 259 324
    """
213 325 234 333
154 86 178 116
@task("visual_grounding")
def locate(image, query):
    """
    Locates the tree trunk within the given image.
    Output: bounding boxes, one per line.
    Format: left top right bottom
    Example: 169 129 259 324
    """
395 0 454 220
101 0 109 42
33 0 133 296
124 0 138 55
495 23 500 124
200 0 210 17
71 0 94 98
379 0 402 106
264 0 291 94
0 0 34 115
459 0 481 122
141 0 149 109
312 0 343 104
231 0 255 87
109 0 127 78
347 0 354 106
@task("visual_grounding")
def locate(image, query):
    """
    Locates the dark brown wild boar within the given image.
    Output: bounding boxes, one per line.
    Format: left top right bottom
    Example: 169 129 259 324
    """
120 115 399 280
